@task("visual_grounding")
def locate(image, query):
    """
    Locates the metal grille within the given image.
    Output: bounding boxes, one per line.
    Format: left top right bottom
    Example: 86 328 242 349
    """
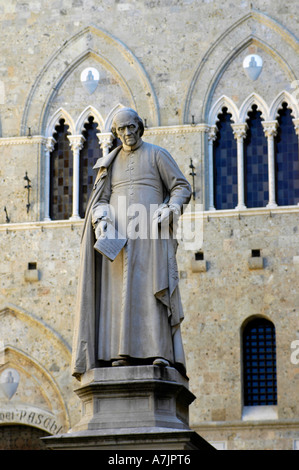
243 318 277 406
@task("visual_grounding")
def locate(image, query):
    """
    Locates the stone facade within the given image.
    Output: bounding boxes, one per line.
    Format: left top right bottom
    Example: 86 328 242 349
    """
0 0 298 450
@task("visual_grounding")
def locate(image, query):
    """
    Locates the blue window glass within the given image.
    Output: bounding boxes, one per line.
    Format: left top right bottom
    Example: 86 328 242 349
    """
243 318 277 406
213 107 238 210
79 116 103 218
50 119 73 220
244 105 268 208
275 102 299 206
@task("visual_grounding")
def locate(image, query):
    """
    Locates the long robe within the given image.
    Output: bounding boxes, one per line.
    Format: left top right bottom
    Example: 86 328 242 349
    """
71 140 191 377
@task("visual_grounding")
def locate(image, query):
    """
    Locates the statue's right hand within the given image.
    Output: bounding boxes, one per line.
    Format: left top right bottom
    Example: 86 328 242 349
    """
95 220 108 239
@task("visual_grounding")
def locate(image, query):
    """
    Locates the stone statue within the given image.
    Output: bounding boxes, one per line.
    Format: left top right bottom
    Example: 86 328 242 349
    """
71 107 192 380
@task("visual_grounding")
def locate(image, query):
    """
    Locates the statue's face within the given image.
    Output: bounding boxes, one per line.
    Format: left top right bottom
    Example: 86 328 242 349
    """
114 111 141 147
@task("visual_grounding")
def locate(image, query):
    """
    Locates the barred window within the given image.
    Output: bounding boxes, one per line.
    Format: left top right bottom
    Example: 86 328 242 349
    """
243 317 277 406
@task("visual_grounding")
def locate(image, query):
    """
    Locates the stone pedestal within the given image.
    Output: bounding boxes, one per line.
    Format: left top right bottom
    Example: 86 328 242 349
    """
43 366 215 450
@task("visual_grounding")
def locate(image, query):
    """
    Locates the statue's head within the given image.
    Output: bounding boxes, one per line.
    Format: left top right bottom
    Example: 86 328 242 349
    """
111 108 144 147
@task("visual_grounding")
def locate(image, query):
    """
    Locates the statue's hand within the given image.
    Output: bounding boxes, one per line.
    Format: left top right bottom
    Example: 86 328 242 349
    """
94 219 108 239
153 206 173 225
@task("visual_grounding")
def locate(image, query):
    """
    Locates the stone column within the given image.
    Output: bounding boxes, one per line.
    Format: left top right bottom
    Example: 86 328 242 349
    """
232 123 248 211
44 137 56 221
97 132 114 157
207 126 217 211
262 120 278 209
67 135 86 221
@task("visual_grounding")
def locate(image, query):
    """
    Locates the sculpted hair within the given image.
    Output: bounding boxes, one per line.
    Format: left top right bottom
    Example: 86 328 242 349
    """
111 108 144 138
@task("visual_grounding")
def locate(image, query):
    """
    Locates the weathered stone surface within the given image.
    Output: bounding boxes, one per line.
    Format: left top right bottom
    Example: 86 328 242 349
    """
0 0 298 451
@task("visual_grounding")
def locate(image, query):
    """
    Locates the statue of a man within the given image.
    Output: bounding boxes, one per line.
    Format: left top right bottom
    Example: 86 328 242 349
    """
71 108 192 380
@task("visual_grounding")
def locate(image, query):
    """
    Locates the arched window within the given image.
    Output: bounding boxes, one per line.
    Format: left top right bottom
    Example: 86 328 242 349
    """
242 317 277 406
79 116 103 218
244 105 268 208
275 102 299 206
213 107 238 210
50 119 73 220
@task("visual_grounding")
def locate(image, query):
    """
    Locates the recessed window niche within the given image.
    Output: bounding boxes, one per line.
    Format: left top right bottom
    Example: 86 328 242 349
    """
24 262 39 282
191 252 207 272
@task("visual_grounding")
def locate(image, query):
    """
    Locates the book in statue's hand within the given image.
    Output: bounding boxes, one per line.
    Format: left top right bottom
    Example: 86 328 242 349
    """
94 222 127 262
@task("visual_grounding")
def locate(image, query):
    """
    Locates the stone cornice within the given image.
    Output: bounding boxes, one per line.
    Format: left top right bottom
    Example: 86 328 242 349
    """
0 136 48 146
0 125 212 146
144 124 211 136
193 418 299 432
1 206 298 231
262 120 279 137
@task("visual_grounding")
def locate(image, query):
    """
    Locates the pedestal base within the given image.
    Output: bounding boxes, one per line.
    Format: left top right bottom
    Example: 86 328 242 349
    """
43 366 215 451
43 426 213 450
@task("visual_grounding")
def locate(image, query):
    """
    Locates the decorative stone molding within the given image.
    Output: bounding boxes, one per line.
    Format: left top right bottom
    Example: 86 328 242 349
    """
231 123 248 140
0 136 48 146
207 126 218 211
97 132 114 157
232 123 248 211
144 124 210 136
262 120 279 208
261 120 278 138
1 205 299 232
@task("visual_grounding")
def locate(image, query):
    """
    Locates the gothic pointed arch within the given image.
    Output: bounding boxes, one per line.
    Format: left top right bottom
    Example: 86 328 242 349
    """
269 90 299 120
21 26 159 136
104 103 126 132
208 95 239 125
239 93 269 123
184 9 299 123
0 304 73 434
46 108 75 138
75 106 105 134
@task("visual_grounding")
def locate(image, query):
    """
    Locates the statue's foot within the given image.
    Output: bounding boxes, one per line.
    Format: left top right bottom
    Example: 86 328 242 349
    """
112 359 130 366
152 358 169 367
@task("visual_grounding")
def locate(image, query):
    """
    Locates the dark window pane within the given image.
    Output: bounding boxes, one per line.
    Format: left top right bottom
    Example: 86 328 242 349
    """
213 107 238 209
275 102 299 206
244 106 268 208
50 119 73 220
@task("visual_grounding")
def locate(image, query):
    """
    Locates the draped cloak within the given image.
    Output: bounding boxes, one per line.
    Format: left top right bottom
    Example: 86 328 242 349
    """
71 140 192 377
